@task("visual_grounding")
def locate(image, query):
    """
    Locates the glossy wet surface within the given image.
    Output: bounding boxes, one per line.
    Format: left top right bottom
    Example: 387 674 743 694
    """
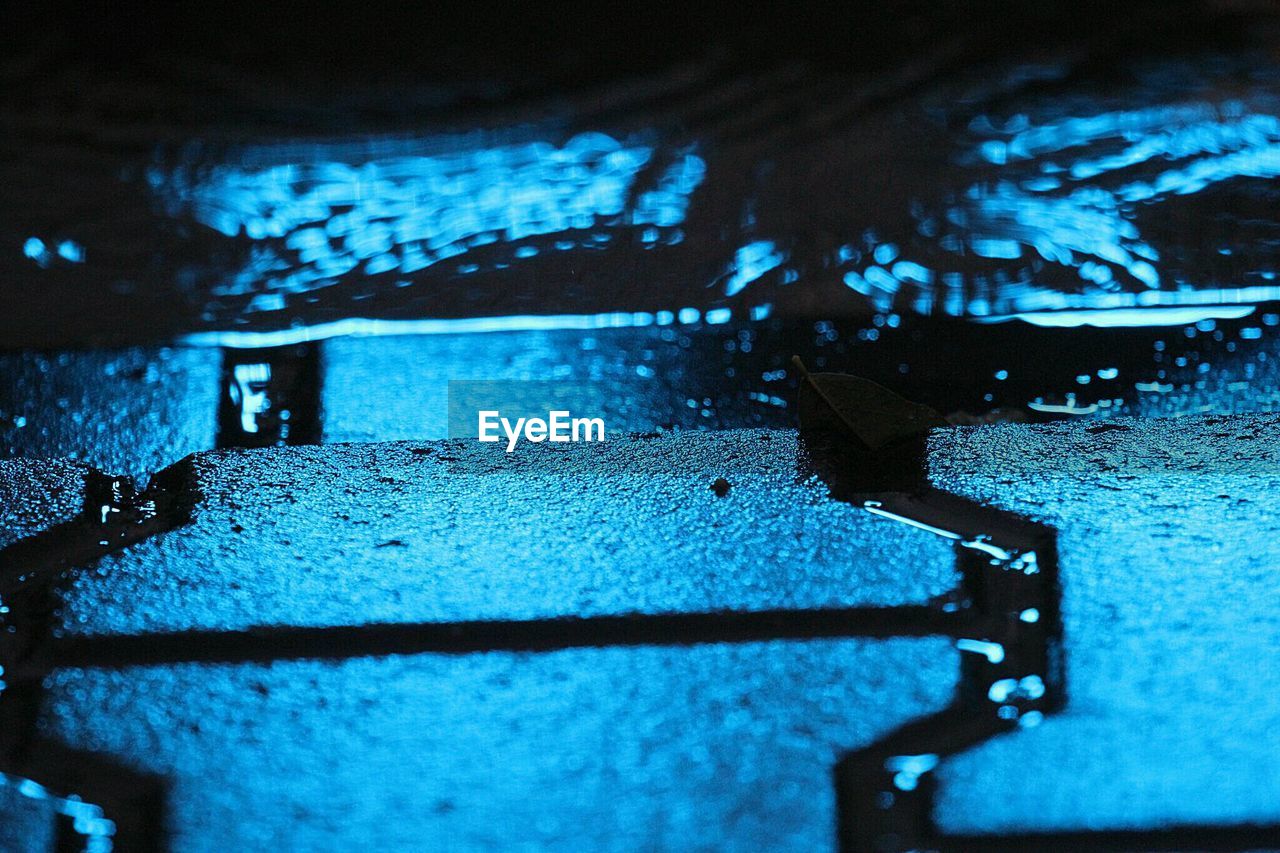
5 8 1280 347
5 4 1280 850
5 311 1280 480
0 420 1275 849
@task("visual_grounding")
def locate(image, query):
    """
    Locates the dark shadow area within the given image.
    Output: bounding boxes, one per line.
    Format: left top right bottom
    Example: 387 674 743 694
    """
40 606 964 670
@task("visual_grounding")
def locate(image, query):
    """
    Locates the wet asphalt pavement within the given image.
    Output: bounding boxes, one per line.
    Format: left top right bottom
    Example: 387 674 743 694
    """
6 2 1280 850
1 418 1277 849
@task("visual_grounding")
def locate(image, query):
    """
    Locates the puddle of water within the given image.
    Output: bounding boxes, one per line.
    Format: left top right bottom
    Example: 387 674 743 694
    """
8 47 1280 351
144 68 1280 333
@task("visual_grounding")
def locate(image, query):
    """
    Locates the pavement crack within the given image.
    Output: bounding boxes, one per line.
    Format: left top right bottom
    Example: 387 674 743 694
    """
834 486 1063 852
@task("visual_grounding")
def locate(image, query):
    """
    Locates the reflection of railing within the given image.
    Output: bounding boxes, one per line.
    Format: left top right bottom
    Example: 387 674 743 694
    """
0 432 1276 851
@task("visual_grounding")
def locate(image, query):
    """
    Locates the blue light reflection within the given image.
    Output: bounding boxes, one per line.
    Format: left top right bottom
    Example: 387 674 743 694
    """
840 94 1280 325
151 133 706 307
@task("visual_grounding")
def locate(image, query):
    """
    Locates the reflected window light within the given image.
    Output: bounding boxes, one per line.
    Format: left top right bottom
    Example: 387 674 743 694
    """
884 753 940 792
840 97 1280 325
23 236 51 268
230 363 272 433
631 152 707 228
151 133 705 301
723 241 786 297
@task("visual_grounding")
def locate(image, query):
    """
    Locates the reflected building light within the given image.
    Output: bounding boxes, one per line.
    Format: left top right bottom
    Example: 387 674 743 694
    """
980 103 1226 165
181 306 745 348
21 236 85 268
842 96 1280 325
1018 709 1044 728
631 151 707 228
230 363 272 433
723 240 786 296
57 240 86 263
151 133 706 304
23 237 48 265
1027 395 1100 415
955 638 1006 664
149 93 1280 332
884 753 940 792
960 536 1014 561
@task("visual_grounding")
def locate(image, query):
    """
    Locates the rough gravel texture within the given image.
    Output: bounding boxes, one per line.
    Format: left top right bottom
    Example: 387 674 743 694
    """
36 428 965 849
0 458 89 549
929 413 1280 833
29 412 1280 845
57 429 958 637
44 638 957 852
0 348 219 480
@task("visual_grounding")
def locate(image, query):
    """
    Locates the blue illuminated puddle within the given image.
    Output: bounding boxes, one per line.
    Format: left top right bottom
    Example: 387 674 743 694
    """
32 52 1259 341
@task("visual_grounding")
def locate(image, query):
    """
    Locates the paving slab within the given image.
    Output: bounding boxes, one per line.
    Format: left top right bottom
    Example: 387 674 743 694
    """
15 428 967 850
0 348 219 480
56 430 959 637
42 638 957 852
927 413 1280 833
0 459 90 550
0 780 53 853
